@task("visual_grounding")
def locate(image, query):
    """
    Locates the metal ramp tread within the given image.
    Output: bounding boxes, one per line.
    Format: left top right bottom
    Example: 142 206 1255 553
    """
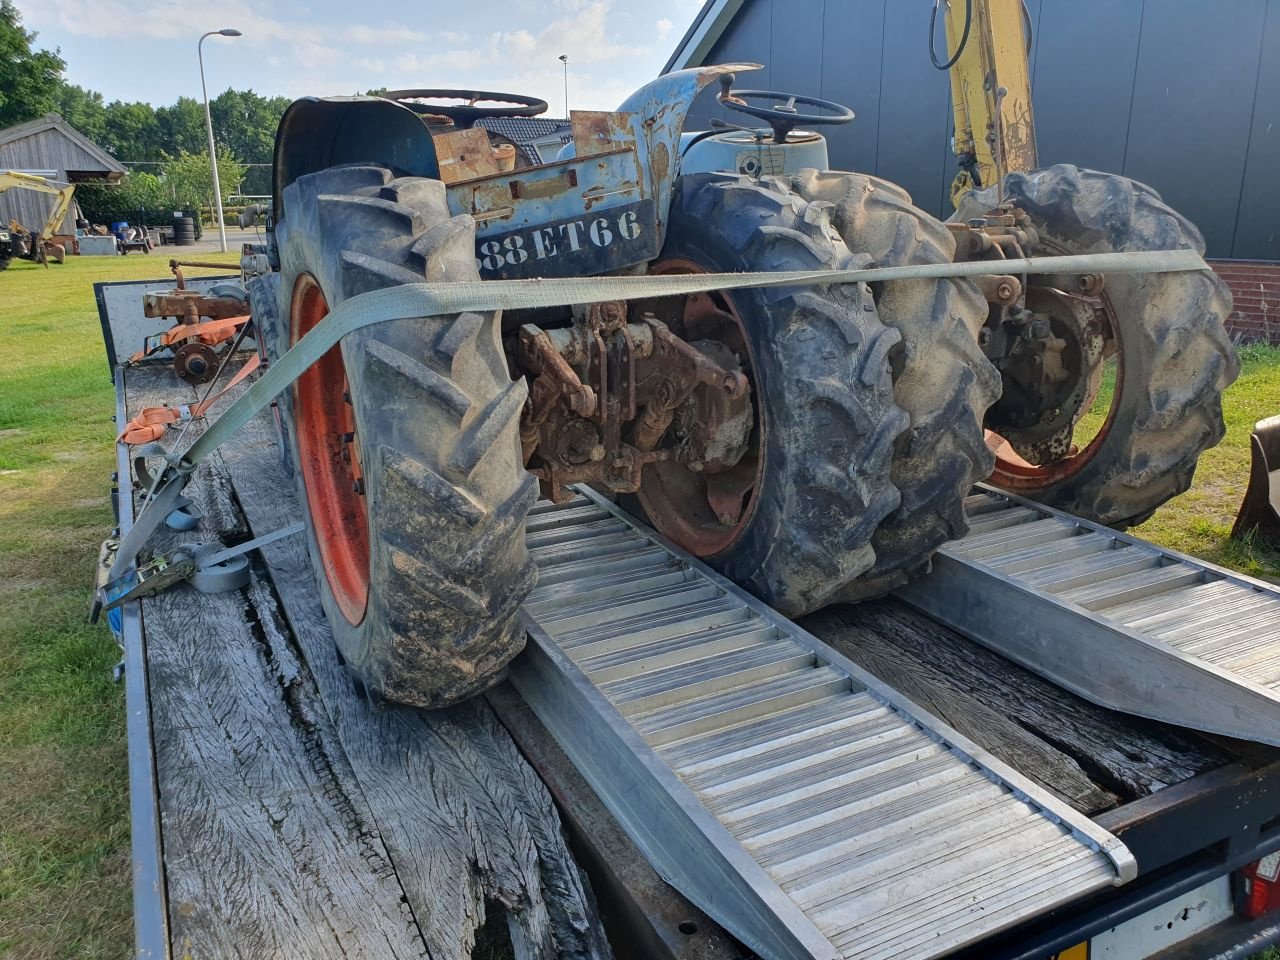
512 488 1132 960
897 484 1280 746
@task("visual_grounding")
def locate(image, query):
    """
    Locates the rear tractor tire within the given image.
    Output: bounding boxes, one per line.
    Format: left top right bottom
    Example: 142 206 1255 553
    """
267 163 536 708
630 173 908 616
792 170 1001 600
956 165 1238 527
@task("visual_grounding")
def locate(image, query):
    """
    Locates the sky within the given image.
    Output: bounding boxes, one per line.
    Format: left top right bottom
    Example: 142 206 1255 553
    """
14 0 707 115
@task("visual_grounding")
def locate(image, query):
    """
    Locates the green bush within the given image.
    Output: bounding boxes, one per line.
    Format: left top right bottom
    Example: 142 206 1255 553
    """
77 150 245 229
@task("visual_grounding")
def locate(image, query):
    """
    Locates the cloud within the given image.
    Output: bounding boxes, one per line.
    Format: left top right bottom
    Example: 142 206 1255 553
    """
22 0 434 47
18 0 695 112
332 1 658 110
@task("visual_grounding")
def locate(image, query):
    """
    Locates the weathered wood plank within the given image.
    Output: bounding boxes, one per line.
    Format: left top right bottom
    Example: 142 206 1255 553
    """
126 365 428 958
217 405 612 960
802 600 1231 807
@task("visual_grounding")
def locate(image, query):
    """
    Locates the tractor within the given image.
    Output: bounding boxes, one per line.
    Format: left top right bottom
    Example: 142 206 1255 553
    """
245 55 1235 708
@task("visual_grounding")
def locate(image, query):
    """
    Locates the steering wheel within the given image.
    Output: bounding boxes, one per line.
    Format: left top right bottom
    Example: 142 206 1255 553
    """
383 89 548 128
719 89 854 143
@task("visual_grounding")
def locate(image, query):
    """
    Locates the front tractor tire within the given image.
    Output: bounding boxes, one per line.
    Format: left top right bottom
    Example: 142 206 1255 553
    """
268 164 536 708
632 173 908 616
956 165 1239 527
792 170 1001 600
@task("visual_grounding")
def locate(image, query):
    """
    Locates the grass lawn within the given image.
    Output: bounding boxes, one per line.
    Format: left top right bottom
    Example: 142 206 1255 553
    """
0 250 238 959
2 251 1279 958
1075 345 1280 579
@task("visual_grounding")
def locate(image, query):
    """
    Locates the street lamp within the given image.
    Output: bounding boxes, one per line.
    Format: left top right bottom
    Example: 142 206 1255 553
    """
198 28 241 253
558 54 569 117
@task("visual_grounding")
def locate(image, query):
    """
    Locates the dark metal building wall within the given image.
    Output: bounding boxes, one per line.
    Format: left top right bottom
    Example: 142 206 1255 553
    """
680 0 1280 260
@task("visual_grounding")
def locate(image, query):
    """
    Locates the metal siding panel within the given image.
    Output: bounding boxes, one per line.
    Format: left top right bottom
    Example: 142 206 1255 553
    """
1233 0 1280 259
684 0 775 134
1030 0 1142 175
1123 0 1265 257
820 0 884 176
768 0 824 99
873 1 952 214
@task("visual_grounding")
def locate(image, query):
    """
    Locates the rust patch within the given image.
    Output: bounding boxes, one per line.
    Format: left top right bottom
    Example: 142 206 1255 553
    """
572 110 634 157
509 169 578 200
433 128 499 184
651 142 670 194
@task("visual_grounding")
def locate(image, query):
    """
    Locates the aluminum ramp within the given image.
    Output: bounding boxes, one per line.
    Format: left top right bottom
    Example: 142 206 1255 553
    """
510 488 1132 960
898 484 1280 748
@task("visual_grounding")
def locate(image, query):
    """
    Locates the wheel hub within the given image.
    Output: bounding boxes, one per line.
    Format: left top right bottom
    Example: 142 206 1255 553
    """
632 259 764 556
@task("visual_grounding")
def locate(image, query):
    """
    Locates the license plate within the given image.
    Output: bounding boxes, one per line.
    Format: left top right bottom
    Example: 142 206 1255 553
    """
473 198 657 280
1052 944 1088 960
1050 875 1233 958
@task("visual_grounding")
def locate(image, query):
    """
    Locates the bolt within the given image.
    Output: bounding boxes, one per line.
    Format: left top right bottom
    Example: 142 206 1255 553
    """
341 432 355 443
978 328 993 346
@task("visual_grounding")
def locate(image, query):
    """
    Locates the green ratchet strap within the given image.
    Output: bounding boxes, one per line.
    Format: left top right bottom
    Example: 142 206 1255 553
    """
104 248 1205 594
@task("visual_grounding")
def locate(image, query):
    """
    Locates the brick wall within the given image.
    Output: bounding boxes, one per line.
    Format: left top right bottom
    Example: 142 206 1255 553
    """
1209 260 1280 345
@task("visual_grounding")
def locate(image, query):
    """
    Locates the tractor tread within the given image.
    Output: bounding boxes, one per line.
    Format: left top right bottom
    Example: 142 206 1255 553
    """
264 164 535 707
955 164 1238 527
643 173 908 616
791 169 1001 600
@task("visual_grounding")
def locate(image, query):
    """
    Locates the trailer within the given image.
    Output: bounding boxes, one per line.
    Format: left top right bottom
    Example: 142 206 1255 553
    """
100 282 1280 960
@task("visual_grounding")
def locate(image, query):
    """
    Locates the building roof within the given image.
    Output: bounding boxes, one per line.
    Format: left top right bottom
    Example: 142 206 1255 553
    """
663 0 748 72
476 117 573 165
0 113 126 175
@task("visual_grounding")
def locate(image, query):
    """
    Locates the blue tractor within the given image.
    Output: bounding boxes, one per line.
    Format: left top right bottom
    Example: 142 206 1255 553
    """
248 64 1232 707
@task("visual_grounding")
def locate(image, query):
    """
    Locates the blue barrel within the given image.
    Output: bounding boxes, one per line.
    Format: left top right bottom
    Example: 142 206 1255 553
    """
110 221 129 236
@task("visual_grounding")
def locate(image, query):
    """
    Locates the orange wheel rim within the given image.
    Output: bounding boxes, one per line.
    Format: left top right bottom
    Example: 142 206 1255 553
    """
987 248 1124 492
635 257 764 557
290 274 369 624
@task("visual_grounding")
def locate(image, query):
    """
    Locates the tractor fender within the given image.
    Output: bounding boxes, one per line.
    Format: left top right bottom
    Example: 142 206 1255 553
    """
617 63 762 244
271 96 439 225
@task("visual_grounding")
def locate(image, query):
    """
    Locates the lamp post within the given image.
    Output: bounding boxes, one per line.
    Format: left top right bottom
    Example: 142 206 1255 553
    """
558 54 569 116
198 28 241 253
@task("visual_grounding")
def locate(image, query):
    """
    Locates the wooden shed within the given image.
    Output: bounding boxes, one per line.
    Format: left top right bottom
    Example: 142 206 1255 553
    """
0 113 126 234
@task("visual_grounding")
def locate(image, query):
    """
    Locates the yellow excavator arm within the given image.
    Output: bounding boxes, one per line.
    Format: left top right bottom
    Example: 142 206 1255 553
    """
0 170 77 265
940 0 1037 206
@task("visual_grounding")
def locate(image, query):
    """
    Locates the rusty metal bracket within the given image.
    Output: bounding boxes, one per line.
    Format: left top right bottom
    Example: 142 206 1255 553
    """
634 317 748 453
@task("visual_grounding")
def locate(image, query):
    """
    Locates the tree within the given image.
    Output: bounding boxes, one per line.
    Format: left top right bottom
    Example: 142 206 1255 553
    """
155 97 207 157
207 88 288 198
0 0 66 127
51 83 106 143
164 149 246 210
102 100 163 160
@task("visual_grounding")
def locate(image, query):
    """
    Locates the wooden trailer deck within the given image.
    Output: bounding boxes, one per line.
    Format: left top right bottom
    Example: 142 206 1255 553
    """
114 359 1280 960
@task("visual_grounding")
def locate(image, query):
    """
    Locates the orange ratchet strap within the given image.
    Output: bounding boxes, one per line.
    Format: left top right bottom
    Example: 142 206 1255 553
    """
117 354 261 445
127 314 251 364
